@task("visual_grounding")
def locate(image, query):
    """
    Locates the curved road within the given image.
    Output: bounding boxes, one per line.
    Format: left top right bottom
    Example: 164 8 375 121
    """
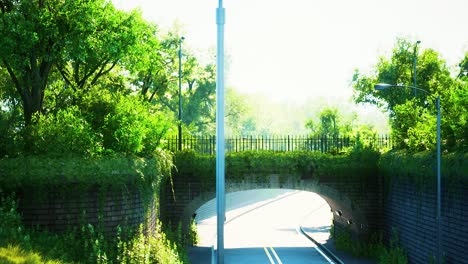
194 189 334 264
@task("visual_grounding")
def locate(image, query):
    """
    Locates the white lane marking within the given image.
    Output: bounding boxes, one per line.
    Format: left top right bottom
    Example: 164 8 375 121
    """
269 247 283 264
313 244 335 264
295 227 335 264
263 247 276 264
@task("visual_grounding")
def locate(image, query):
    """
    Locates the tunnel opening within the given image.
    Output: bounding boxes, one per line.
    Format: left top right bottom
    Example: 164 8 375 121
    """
192 189 333 249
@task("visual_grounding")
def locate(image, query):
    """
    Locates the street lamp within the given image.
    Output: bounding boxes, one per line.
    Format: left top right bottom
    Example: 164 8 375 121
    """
178 36 185 151
413 40 421 96
216 0 226 263
374 83 442 264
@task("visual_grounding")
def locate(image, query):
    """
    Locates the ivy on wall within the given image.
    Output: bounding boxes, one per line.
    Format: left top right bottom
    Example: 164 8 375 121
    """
0 150 172 191
173 149 381 192
379 150 467 192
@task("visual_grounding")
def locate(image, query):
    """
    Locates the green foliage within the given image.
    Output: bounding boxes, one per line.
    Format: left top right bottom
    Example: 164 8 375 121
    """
377 229 408 264
14 89 173 157
56 0 148 92
352 38 468 151
304 107 385 153
188 219 199 246
0 153 172 193
305 107 342 138
0 193 23 245
28 106 102 157
100 93 173 156
331 226 407 263
173 149 380 191
115 223 187 264
0 0 156 125
0 192 187 264
444 82 468 149
0 245 64 264
379 150 467 190
0 109 23 158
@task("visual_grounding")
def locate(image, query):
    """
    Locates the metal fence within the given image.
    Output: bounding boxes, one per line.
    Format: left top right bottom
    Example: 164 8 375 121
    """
163 135 393 154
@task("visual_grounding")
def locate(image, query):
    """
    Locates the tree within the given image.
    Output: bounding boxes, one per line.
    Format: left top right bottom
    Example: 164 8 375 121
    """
126 26 217 134
352 38 466 150
0 0 61 125
225 87 258 135
458 52 468 79
56 1 147 94
0 0 148 125
305 107 352 138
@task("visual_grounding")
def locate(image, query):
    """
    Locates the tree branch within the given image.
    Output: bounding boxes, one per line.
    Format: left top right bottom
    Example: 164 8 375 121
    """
90 59 117 86
158 97 176 113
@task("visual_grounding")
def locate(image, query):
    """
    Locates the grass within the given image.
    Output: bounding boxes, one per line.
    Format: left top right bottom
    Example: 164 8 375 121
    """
331 225 408 264
0 245 65 264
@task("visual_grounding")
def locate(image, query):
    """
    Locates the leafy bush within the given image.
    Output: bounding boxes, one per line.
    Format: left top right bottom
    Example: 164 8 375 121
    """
331 225 408 263
0 152 172 192
378 229 408 264
29 106 102 157
101 94 173 156
5 88 174 158
0 107 24 158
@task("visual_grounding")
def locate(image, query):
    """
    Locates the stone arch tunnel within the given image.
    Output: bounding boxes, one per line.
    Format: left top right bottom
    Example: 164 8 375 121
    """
161 171 382 241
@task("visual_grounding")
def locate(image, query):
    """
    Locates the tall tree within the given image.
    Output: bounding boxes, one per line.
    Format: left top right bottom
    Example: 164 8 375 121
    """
0 0 147 125
352 38 465 150
128 30 177 103
305 107 353 138
56 1 147 94
0 0 63 124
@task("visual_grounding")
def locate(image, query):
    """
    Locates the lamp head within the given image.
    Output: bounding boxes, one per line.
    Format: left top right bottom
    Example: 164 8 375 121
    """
374 83 393 91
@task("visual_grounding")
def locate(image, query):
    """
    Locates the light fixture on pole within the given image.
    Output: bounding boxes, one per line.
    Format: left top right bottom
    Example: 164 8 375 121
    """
216 0 226 263
413 40 421 96
178 36 185 151
374 83 442 264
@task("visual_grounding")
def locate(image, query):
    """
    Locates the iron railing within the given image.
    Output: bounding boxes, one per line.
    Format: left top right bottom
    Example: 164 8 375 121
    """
163 135 392 154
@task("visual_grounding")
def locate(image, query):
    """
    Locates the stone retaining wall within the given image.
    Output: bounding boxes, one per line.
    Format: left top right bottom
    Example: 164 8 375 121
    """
384 181 468 264
18 185 156 235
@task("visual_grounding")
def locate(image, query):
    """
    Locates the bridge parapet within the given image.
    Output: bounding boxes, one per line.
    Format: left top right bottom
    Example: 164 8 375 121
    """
160 150 382 241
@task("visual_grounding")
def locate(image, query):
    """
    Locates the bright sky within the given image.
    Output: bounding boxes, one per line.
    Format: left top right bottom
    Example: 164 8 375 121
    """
112 0 468 104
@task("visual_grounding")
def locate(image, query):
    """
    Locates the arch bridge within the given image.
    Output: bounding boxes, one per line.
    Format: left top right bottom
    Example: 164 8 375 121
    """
160 153 382 240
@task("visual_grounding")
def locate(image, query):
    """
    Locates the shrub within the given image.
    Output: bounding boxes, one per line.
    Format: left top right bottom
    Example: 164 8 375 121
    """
0 153 171 192
28 106 102 157
331 225 408 263
101 94 173 156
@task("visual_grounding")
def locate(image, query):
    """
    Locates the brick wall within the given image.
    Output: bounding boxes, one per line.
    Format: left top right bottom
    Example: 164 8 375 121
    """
18 184 157 235
384 181 468 264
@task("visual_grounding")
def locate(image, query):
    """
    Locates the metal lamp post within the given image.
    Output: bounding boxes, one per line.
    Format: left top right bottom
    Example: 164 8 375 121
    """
216 0 226 263
375 83 442 264
178 36 185 151
413 40 421 96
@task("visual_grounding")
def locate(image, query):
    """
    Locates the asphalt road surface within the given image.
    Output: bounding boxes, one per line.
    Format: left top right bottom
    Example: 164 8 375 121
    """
194 189 334 264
